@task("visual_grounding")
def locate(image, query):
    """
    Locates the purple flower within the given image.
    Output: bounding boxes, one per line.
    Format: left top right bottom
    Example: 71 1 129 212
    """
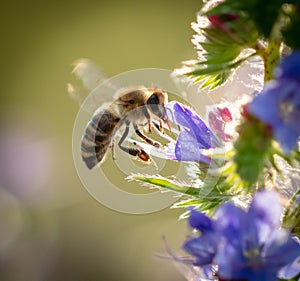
247 51 300 152
183 190 300 281
167 101 221 162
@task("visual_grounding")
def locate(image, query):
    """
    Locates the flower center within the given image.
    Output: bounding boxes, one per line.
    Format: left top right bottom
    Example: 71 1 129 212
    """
280 100 294 122
244 248 263 269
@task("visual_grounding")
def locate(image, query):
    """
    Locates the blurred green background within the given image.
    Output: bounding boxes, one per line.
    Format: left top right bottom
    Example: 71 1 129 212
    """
0 0 200 280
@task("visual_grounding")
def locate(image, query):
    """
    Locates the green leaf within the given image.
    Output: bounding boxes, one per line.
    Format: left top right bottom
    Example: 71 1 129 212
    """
184 59 243 90
178 210 191 220
127 171 245 214
200 72 231 90
126 174 200 196
171 198 203 208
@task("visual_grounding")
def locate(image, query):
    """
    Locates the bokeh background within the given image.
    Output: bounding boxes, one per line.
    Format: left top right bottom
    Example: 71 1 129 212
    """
0 1 201 280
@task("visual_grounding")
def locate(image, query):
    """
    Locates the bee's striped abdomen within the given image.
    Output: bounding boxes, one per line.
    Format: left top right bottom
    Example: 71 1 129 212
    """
81 109 120 169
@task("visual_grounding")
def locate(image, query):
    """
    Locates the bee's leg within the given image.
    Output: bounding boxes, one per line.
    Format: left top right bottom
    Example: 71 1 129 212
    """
152 120 164 133
118 123 152 163
151 122 174 143
133 124 160 148
159 120 163 132
141 106 152 133
147 120 152 133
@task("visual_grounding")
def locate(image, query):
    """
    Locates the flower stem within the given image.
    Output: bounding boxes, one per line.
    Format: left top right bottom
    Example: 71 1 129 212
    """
261 40 281 82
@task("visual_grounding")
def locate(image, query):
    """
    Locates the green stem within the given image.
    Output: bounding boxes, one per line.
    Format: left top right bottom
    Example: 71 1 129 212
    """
261 40 281 82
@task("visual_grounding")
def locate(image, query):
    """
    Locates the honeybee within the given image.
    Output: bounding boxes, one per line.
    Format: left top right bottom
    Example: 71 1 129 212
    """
81 86 171 169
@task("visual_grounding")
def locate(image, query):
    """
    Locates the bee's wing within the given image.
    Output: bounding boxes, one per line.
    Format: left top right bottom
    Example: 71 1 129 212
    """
72 58 110 90
68 59 120 113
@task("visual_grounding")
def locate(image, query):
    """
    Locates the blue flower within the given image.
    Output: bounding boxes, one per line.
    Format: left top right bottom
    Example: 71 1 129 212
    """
183 190 300 281
167 101 221 162
247 51 300 152
183 210 219 266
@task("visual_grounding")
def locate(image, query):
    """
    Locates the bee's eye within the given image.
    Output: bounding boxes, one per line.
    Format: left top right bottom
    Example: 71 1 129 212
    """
147 94 164 117
147 94 159 106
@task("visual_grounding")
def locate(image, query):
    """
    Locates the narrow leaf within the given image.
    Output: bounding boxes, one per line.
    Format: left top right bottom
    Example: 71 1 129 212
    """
127 174 200 196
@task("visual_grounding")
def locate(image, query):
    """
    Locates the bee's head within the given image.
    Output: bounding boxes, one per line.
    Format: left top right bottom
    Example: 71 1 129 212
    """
147 89 171 131
147 89 168 119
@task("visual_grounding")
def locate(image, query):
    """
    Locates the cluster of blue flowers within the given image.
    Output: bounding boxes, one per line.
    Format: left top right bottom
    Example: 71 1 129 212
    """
248 51 300 152
183 190 300 281
137 2 300 280
173 52 300 281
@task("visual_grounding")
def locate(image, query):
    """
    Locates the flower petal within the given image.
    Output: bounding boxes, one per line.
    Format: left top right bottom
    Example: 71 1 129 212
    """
274 51 300 83
274 123 300 152
216 241 249 280
263 230 300 270
189 209 214 232
247 82 284 127
248 190 283 244
208 106 232 142
167 101 220 149
278 257 300 279
175 131 211 162
183 236 218 266
215 203 248 247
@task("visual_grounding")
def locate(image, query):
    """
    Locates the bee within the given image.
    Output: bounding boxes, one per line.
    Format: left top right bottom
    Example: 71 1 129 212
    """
81 86 171 169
